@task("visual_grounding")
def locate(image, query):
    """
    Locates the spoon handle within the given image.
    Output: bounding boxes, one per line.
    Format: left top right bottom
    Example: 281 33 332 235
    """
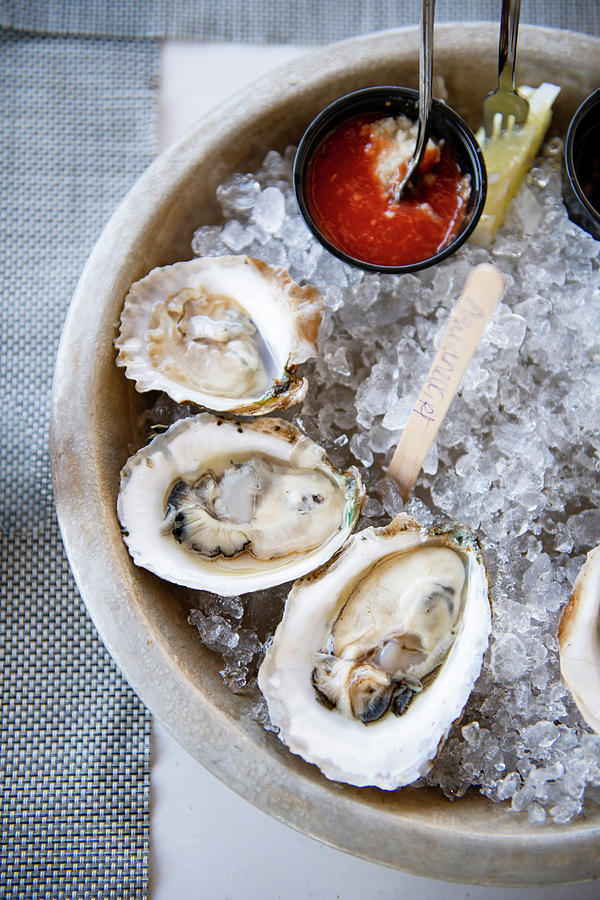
415 0 435 163
388 263 505 501
394 0 435 200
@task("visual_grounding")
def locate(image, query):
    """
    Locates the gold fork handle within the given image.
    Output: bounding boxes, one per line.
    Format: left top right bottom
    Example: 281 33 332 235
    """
498 0 522 92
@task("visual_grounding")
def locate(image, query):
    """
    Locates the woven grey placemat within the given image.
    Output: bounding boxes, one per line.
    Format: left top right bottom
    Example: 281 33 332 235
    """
1 0 598 42
0 29 158 899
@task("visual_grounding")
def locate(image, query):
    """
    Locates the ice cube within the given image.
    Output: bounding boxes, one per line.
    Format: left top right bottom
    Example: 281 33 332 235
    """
252 186 285 233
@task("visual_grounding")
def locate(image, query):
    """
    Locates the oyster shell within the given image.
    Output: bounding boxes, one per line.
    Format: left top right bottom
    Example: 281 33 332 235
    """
115 255 323 415
258 514 491 789
558 545 600 735
117 413 364 595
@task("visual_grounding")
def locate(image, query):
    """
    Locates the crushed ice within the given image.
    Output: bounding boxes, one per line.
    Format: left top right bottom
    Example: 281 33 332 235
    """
183 141 600 824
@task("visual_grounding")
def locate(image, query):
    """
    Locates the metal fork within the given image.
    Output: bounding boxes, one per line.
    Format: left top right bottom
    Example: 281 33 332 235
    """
482 0 529 137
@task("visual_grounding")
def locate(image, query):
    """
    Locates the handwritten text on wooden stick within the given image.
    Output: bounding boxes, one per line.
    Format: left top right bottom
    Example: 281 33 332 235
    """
388 263 505 501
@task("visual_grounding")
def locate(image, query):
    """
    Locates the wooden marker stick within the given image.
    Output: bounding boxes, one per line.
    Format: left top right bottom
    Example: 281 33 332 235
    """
388 263 505 501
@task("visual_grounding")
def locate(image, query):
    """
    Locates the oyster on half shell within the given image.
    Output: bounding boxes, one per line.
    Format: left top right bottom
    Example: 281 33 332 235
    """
115 255 323 416
558 544 600 735
117 413 364 595
258 514 492 789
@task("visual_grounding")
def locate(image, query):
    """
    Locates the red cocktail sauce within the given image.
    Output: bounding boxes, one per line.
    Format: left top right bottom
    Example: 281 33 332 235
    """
306 114 471 267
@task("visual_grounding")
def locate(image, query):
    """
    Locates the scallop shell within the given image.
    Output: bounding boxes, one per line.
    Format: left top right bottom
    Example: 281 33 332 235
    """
115 255 323 415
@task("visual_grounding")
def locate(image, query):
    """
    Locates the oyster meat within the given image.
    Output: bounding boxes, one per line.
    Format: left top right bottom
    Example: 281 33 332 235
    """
117 413 364 595
558 544 600 735
258 514 492 789
115 255 323 415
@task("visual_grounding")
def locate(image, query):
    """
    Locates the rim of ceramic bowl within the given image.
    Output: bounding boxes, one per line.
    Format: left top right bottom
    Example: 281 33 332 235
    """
50 23 600 887
293 85 487 273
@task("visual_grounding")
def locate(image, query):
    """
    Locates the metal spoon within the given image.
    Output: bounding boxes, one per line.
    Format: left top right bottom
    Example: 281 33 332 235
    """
394 0 436 201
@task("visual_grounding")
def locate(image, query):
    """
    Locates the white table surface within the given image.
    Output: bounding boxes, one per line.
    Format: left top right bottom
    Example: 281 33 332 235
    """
150 40 600 900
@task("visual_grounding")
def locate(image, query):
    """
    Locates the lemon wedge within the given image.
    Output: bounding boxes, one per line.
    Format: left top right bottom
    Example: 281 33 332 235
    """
471 82 561 246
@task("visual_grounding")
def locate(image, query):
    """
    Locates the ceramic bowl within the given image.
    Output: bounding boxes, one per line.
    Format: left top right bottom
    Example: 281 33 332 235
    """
51 24 600 886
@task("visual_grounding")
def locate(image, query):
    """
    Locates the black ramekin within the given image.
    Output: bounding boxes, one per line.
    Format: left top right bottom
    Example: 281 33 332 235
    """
293 86 487 274
563 88 600 241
